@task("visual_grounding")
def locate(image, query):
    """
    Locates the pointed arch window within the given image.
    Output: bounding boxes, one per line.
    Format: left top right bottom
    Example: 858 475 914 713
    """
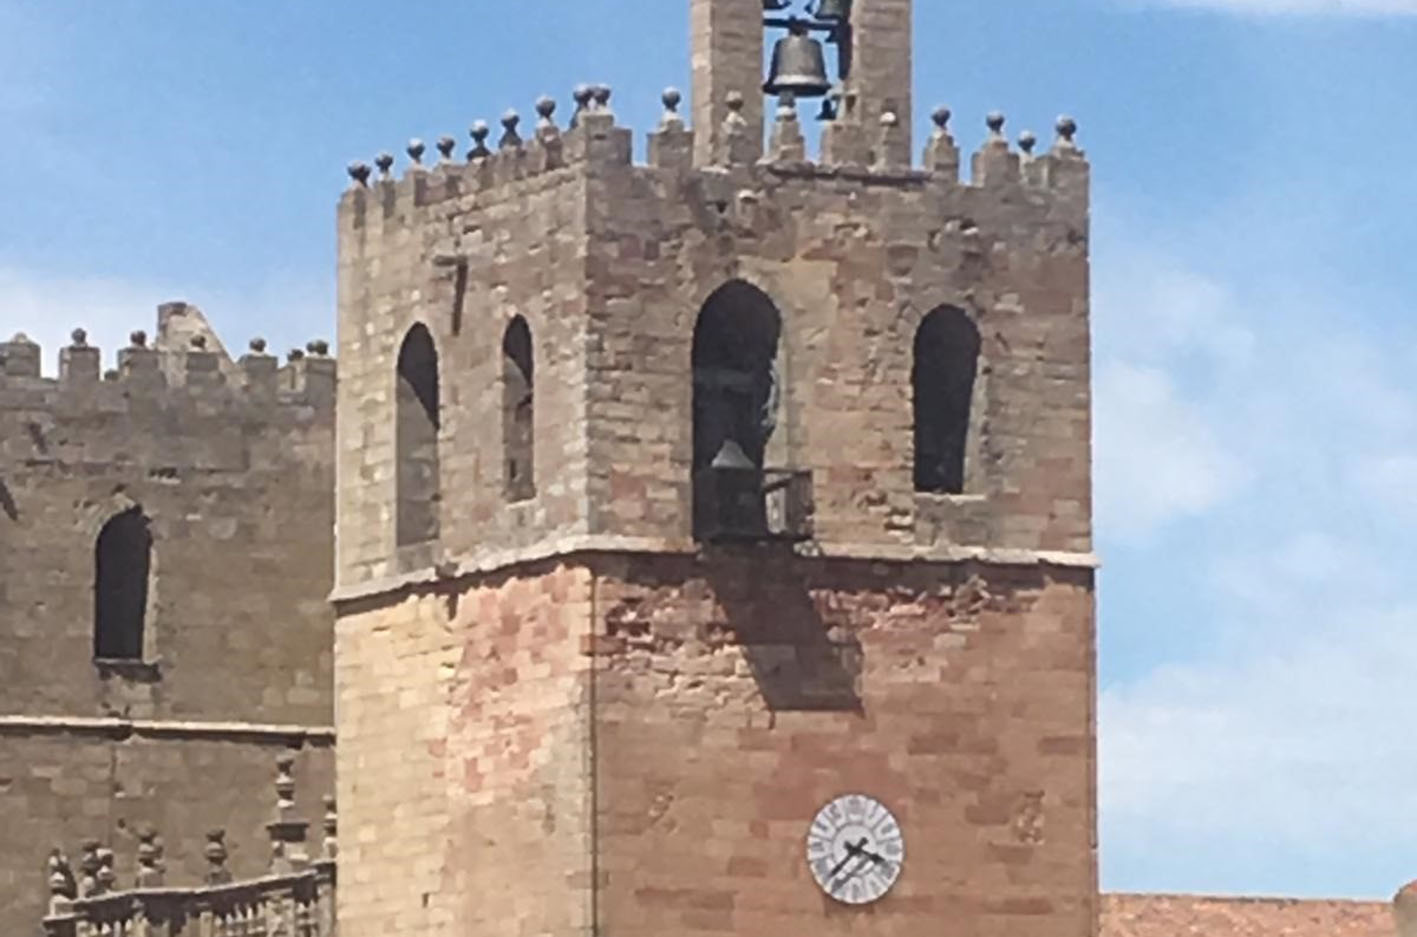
502 317 535 503
913 306 981 495
396 324 441 546
94 507 152 661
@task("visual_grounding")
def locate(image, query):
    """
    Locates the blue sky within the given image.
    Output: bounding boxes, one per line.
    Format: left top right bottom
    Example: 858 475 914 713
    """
4 0 1417 901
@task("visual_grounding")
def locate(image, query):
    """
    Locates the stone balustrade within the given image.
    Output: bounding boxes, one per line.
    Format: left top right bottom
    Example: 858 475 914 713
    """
39 754 337 937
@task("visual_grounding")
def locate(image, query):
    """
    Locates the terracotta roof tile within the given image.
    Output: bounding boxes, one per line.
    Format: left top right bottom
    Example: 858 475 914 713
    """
1102 892 1393 937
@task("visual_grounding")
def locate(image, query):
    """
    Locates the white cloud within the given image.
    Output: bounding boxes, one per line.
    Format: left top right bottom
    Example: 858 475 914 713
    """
1094 222 1417 895
1095 361 1248 539
1137 0 1417 14
1102 599 1417 892
1352 453 1417 519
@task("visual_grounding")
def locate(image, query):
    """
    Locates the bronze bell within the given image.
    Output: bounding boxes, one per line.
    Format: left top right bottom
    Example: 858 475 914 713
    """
813 0 852 21
764 24 832 99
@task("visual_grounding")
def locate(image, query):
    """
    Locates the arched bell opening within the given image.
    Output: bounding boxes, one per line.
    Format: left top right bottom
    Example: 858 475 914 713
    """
395 324 441 548
691 281 810 543
913 306 981 495
502 316 535 504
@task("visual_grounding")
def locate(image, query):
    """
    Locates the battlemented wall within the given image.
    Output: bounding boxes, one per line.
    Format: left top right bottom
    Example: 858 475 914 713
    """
581 106 1090 555
335 562 595 937
334 90 1091 599
0 304 337 936
336 131 594 586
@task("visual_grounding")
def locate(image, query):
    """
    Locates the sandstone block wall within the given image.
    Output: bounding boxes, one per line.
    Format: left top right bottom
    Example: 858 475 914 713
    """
592 552 1096 937
581 143 1091 554
336 158 593 587
334 551 1095 937
334 562 595 937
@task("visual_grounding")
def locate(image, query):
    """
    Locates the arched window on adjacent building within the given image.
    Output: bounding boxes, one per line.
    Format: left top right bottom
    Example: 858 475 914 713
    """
692 281 782 540
94 507 152 661
502 316 535 503
395 324 441 547
913 306 981 495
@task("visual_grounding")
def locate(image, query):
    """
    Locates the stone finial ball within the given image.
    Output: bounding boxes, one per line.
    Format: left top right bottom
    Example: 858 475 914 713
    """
1056 115 1078 140
407 139 426 163
130 330 148 348
436 136 456 159
70 328 88 347
470 120 490 142
986 111 1006 133
573 84 594 108
288 348 305 362
346 161 371 185
662 87 682 112
1018 130 1037 154
250 337 267 353
375 152 395 175
726 90 745 112
307 339 330 356
932 106 952 129
190 335 207 350
592 84 612 107
880 111 899 127
502 109 521 130
535 96 556 120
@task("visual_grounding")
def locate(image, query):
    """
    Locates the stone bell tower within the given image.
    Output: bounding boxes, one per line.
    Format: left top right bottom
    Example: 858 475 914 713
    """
332 0 1096 934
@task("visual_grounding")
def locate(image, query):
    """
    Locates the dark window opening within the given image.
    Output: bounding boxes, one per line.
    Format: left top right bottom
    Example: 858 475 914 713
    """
94 507 152 661
692 281 785 540
913 306 981 494
396 324 441 546
502 317 535 503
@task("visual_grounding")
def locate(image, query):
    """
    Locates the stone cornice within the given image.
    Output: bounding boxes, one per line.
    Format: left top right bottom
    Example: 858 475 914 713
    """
330 534 1100 605
0 715 335 745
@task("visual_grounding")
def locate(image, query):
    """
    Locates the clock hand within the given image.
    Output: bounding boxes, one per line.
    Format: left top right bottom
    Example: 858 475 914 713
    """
859 845 887 865
827 838 869 879
830 842 880 891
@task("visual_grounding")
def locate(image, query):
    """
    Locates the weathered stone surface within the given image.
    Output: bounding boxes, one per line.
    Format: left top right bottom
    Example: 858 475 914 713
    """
0 306 336 936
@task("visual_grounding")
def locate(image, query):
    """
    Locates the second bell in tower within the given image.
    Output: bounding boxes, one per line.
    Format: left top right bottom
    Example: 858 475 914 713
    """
764 25 832 99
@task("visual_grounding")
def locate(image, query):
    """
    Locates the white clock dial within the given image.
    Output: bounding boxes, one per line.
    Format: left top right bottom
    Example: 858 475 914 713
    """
805 793 905 905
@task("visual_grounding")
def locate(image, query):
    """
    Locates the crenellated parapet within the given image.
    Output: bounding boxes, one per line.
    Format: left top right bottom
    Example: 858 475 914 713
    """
0 314 335 410
0 304 336 476
338 83 1088 237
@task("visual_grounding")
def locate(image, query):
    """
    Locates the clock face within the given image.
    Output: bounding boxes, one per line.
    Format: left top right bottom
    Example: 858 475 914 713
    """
805 793 905 905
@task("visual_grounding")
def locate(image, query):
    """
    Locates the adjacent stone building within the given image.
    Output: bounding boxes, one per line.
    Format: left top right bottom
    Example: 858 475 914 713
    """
0 306 336 936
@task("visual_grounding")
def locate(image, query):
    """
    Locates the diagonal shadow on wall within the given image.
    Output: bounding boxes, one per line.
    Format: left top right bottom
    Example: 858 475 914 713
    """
702 547 863 714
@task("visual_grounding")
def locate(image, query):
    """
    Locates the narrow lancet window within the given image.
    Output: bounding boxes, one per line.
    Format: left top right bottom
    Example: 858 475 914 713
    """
94 507 152 661
396 324 441 546
913 306 981 495
502 317 535 503
692 281 782 540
